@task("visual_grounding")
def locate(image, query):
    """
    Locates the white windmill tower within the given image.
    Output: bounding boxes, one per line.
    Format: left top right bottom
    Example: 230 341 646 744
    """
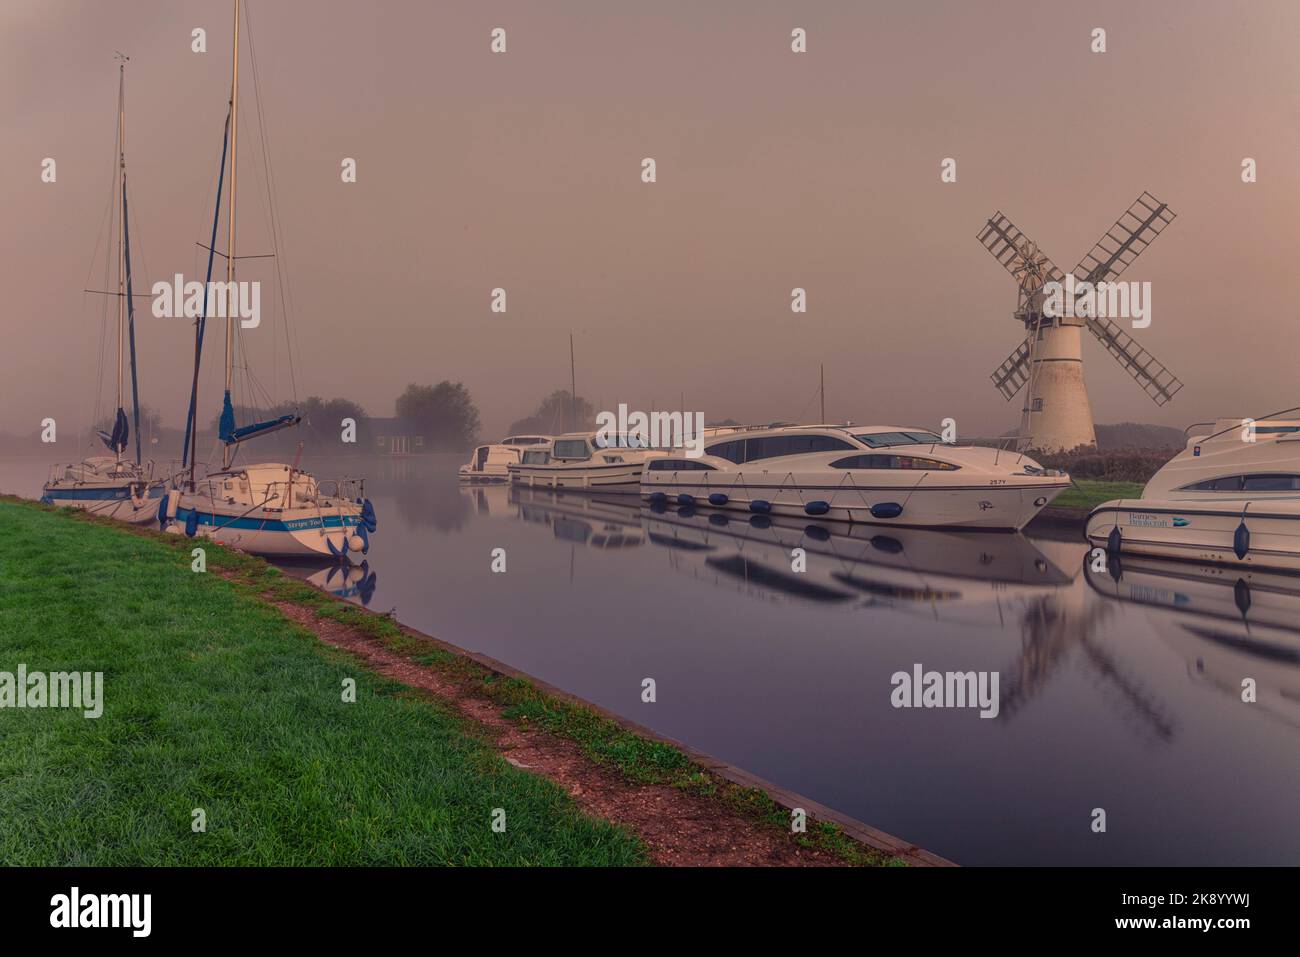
977 192 1184 452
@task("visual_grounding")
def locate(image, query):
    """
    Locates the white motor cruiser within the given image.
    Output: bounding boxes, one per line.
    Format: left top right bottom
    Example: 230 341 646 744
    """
640 424 1069 530
458 434 551 483
507 433 668 493
1087 412 1300 571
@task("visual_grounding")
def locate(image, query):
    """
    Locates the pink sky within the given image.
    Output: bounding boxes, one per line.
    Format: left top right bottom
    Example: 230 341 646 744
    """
4 0 1299 441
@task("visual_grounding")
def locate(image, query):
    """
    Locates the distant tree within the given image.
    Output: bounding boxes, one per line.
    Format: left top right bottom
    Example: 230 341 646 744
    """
298 396 370 449
508 390 595 436
395 382 481 451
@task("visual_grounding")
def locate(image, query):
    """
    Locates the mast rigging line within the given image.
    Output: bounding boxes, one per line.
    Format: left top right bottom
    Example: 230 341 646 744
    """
243 0 301 408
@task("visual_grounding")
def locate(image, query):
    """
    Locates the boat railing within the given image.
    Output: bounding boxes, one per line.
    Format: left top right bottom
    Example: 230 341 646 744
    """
315 477 366 501
46 459 157 486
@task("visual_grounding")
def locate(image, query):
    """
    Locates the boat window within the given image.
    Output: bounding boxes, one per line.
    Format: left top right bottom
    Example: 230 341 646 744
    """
744 434 855 461
552 439 591 459
521 450 550 465
648 458 716 471
853 431 945 448
595 432 652 449
1254 426 1300 435
1241 474 1300 491
831 454 959 471
1180 474 1300 491
705 439 747 464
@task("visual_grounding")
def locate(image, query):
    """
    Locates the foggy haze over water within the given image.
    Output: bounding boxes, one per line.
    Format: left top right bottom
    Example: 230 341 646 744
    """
5 0 1300 444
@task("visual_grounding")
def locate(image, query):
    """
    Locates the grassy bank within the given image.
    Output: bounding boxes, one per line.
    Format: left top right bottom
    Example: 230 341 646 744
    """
0 498 919 866
1051 479 1144 511
0 499 643 865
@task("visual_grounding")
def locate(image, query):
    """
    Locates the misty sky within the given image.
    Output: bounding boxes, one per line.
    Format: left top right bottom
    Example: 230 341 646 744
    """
4 0 1299 443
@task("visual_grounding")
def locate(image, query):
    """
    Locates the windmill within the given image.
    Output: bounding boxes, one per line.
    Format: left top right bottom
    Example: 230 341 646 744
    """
977 192 1184 452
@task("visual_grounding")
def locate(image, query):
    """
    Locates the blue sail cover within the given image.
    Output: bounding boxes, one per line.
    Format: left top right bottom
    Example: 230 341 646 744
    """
181 110 231 470
228 414 300 444
97 407 130 453
218 390 237 442
122 173 142 465
219 390 299 445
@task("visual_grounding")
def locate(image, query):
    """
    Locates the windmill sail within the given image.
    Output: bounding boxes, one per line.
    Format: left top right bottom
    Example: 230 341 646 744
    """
990 336 1033 400
1084 315 1184 405
1072 192 1183 405
1072 191 1176 286
977 213 1064 292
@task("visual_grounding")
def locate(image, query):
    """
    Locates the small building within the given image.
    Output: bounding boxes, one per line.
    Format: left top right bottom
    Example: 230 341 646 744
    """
366 417 426 456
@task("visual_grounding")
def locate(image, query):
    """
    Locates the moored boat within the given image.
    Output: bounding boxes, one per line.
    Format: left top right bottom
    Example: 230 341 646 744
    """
458 434 551 483
507 433 668 493
161 0 375 559
43 457 162 524
1086 412 1300 571
640 424 1069 529
42 57 164 524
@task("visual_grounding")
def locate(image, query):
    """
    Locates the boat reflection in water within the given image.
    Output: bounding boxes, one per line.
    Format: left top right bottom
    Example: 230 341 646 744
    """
644 502 1182 741
1086 556 1300 729
640 500 1080 622
458 485 1300 741
278 559 378 607
509 486 645 550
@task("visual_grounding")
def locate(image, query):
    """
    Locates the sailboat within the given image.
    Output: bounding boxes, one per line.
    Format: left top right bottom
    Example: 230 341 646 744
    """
42 56 163 524
160 0 375 559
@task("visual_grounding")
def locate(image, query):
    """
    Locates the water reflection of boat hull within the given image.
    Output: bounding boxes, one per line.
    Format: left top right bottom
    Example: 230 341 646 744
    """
642 504 1082 619
1085 556 1300 727
510 486 645 549
294 560 378 606
460 482 515 518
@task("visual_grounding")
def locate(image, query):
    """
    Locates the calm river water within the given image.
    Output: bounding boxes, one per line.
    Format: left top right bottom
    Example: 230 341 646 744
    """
6 451 1299 865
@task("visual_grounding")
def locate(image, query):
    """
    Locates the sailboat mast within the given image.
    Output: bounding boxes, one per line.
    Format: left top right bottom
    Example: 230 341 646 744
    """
223 0 240 469
569 333 576 432
115 62 126 462
820 363 825 423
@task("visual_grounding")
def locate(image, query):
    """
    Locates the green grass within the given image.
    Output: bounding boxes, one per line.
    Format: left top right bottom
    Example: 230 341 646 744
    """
1051 479 1144 511
0 500 644 865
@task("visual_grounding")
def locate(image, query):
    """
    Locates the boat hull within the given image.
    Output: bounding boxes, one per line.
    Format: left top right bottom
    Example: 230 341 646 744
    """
641 472 1069 530
1087 499 1300 572
508 462 645 494
458 465 509 484
169 502 366 558
41 481 163 525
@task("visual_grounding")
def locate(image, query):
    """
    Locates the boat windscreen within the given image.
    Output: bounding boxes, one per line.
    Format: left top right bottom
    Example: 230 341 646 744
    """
854 431 944 448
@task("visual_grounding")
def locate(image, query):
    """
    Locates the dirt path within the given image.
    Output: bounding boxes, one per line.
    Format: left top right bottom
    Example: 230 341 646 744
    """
273 602 846 866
